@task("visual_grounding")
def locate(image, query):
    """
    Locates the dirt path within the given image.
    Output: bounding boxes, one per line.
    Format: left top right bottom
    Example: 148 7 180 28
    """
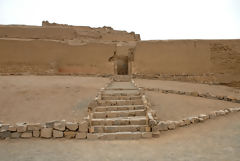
0 112 239 161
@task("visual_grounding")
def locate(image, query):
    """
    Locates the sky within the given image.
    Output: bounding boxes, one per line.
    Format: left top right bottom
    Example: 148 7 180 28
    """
0 0 239 40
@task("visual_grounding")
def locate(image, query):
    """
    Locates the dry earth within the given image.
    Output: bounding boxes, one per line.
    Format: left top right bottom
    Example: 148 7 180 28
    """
0 76 108 123
0 76 240 161
0 112 239 161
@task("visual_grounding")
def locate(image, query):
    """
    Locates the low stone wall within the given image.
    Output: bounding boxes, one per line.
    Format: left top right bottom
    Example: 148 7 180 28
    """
152 107 240 134
133 73 218 84
0 120 89 140
143 87 240 103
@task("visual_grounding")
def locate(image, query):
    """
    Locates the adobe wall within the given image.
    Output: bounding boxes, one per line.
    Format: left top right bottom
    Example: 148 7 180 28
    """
0 38 115 75
0 24 140 41
133 40 240 86
0 22 239 86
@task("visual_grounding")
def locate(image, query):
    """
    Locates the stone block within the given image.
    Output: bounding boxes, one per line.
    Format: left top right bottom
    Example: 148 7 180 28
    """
115 132 141 139
215 110 226 116
167 121 176 130
8 125 17 132
223 109 230 114
79 121 88 132
190 91 199 97
66 122 78 131
94 112 106 118
46 120 57 128
178 120 186 127
208 112 217 119
33 130 40 137
0 131 11 139
98 133 115 140
216 95 224 100
16 123 27 133
53 130 63 138
53 121 65 131
198 114 209 120
228 107 240 112
142 132 152 138
11 132 21 138
197 118 204 122
41 128 53 138
145 126 151 132
158 121 168 131
27 123 42 131
130 119 146 125
64 131 76 138
0 124 9 132
76 132 87 139
87 133 98 140
226 96 235 101
21 132 32 138
183 119 191 125
188 117 199 124
152 125 159 132
94 126 104 133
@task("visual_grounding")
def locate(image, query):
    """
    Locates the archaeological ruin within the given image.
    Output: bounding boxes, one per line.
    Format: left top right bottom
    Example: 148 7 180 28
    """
0 21 240 140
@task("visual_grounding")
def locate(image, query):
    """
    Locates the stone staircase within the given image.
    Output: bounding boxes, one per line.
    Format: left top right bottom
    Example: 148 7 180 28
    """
86 75 157 140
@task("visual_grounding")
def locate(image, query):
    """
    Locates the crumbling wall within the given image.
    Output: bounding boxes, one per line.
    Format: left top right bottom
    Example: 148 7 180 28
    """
0 22 140 41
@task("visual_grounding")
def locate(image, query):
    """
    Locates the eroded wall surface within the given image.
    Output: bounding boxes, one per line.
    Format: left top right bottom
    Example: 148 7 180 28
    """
133 40 240 85
0 24 140 42
0 39 115 75
0 23 239 86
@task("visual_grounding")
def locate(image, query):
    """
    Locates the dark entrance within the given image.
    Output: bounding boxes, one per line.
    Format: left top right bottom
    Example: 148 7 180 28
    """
117 56 128 75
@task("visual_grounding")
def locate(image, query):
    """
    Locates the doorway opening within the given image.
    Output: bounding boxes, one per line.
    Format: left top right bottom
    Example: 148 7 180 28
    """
117 56 128 75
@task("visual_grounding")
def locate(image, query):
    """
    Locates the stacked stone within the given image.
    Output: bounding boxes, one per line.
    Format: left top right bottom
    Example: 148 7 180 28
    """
0 120 88 140
152 107 240 133
86 76 156 140
144 88 240 103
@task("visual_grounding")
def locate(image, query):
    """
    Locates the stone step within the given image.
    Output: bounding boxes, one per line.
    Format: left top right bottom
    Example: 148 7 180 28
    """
91 125 150 133
112 75 132 82
88 132 152 140
98 99 143 106
102 90 140 96
102 95 142 100
91 116 148 126
94 105 145 112
92 109 146 118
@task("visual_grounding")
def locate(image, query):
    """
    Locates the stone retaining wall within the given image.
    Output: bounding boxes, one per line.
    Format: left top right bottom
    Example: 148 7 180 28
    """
0 120 88 140
152 107 240 134
143 87 240 103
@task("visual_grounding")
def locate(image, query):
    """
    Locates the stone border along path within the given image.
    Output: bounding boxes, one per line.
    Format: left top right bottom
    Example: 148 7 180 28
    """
152 107 240 133
1 76 239 140
0 75 158 140
143 87 240 103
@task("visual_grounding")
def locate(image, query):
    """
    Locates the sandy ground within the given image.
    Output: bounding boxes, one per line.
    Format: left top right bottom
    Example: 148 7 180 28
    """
148 91 240 120
0 112 239 161
0 76 108 123
135 79 240 99
1 76 240 123
0 76 240 160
